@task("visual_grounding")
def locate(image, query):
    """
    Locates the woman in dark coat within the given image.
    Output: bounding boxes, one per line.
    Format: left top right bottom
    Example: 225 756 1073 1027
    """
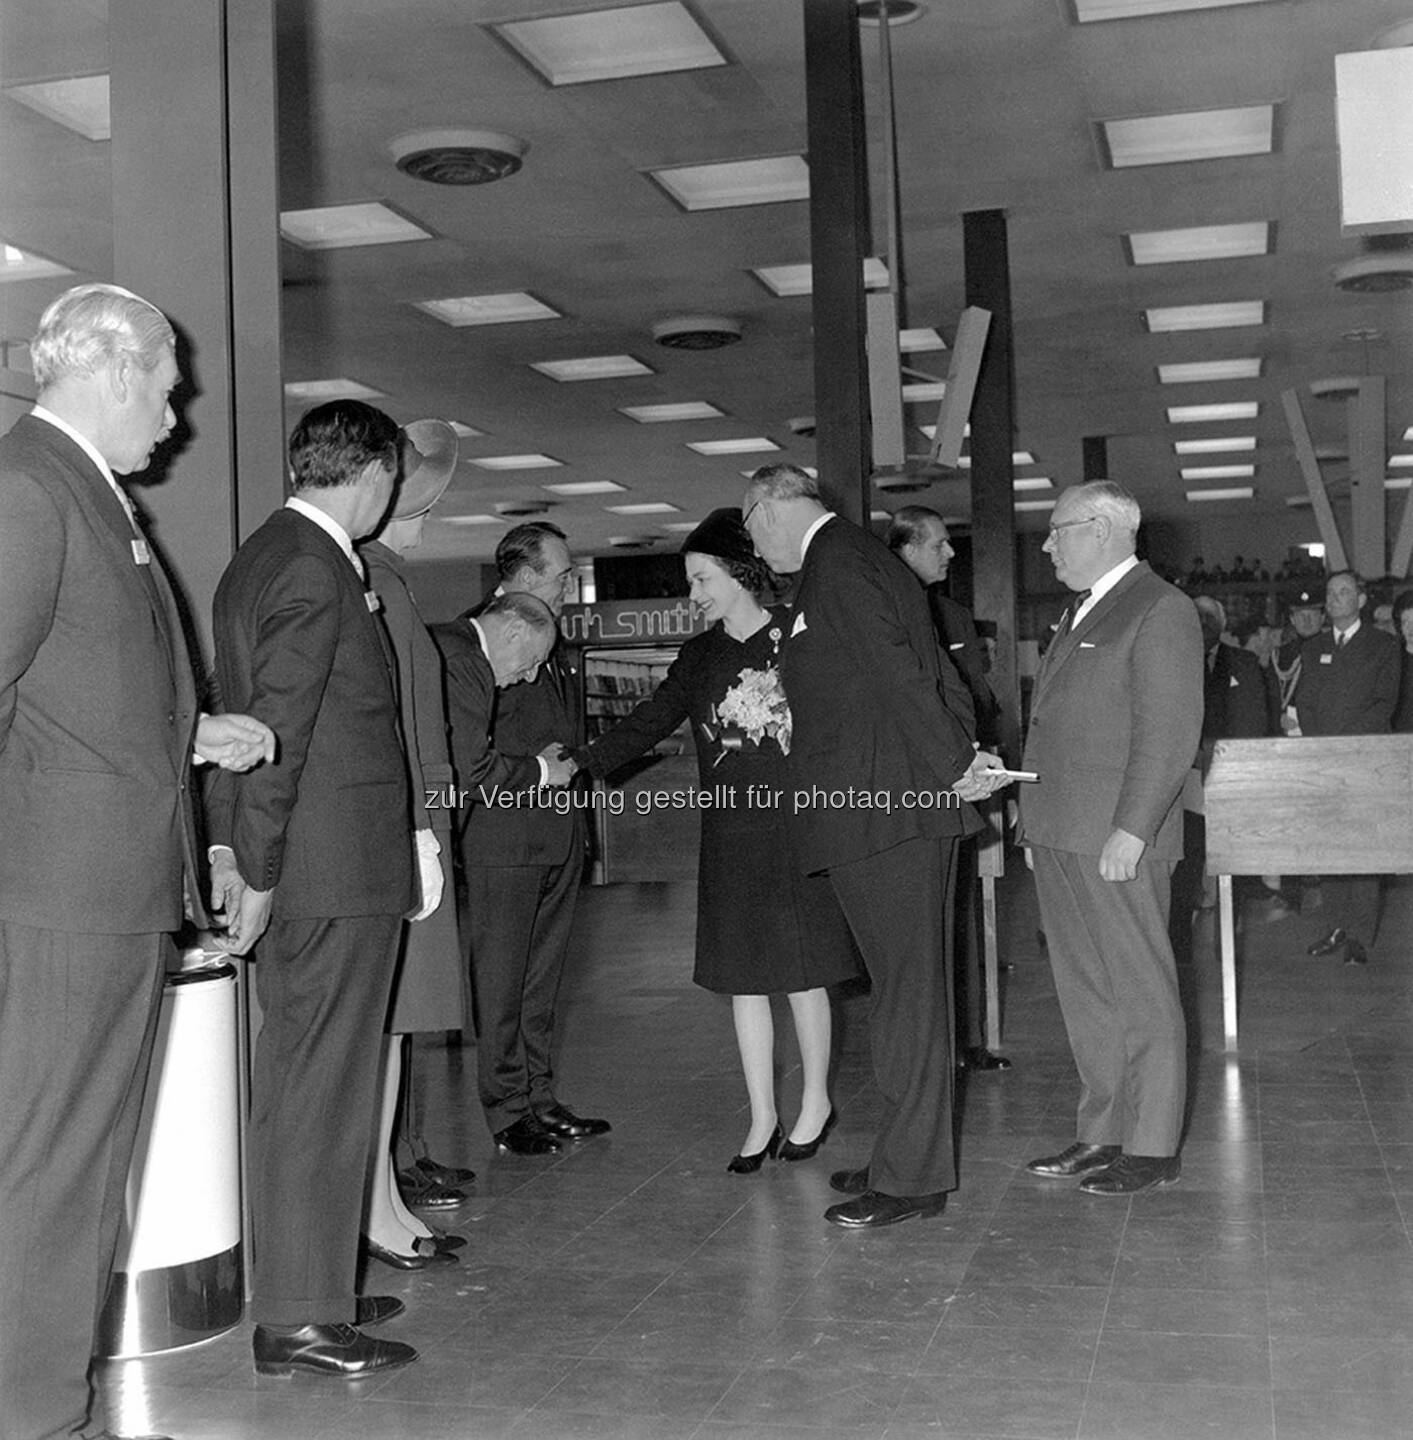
572 510 858 1171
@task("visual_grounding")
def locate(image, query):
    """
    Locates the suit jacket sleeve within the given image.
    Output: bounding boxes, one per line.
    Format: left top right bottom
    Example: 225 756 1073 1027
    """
1113 590 1205 843
225 552 343 888
576 638 696 780
0 471 64 748
435 625 542 799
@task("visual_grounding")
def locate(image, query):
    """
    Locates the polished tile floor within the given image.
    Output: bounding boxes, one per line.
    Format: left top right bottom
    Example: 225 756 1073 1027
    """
101 867 1413 1440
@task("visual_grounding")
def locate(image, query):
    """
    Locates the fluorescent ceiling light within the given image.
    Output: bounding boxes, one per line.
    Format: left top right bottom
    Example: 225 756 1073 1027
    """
436 514 505 526
1127 222 1271 265
0 242 72 283
650 155 808 211
607 502 680 515
1186 487 1254 501
1013 451 1037 466
902 382 946 403
1015 499 1057 511
1174 436 1256 454
530 355 653 381
1181 464 1255 480
956 450 1038 469
280 202 431 249
1386 478 1412 491
1168 402 1260 423
1102 105 1275 168
414 292 560 326
449 422 485 439
284 378 384 400
661 521 701 531
869 510 893 521
1387 454 1413 468
687 438 779 455
1075 0 1273 20
1013 477 1054 491
542 480 626 495
491 3 726 86
1145 301 1265 332
6 74 110 140
619 401 724 423
899 328 946 352
470 454 563 470
749 257 890 297
1158 358 1262 384
1405 427 1413 442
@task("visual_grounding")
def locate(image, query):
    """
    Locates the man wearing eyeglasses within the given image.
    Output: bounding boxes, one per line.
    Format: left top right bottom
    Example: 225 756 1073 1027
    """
1020 481 1203 1196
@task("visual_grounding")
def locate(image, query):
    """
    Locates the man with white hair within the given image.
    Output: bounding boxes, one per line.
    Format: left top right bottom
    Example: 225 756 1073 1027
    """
0 283 272 1439
1020 481 1203 1196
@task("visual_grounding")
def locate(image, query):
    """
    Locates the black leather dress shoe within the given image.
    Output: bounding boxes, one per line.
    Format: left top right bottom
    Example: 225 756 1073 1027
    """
1307 926 1349 957
424 1231 467 1253
1026 1142 1120 1177
356 1295 405 1326
363 1236 427 1271
252 1322 418 1377
1079 1152 1180 1195
534 1102 611 1139
407 1155 476 1186
494 1115 563 1155
960 1048 1013 1072
403 1177 467 1210
825 1189 946 1228
829 1166 870 1195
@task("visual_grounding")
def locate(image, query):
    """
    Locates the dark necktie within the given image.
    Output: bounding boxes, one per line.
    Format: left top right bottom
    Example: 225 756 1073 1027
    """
1066 590 1091 634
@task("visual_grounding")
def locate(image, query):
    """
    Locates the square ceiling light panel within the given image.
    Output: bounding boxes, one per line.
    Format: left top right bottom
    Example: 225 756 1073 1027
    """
607 502 680 515
6 74 110 139
1073 0 1273 19
491 3 727 86
437 514 504 526
687 438 779 455
651 155 809 211
470 454 563 470
280 202 431 250
1101 105 1275 168
619 402 724 422
449 422 486 439
750 257 889 296
1389 454 1413 468
1169 402 1259 423
543 480 627 495
414 293 561 326
1126 221 1272 265
0 242 72 283
1145 301 1266 333
284 378 384 401
1158 359 1262 384
1174 436 1256 454
531 355 654 381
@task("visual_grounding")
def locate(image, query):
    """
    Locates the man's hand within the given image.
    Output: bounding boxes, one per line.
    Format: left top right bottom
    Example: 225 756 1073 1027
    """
411 829 443 922
196 713 276 771
212 881 273 956
539 743 576 787
951 749 1015 803
1098 827 1146 882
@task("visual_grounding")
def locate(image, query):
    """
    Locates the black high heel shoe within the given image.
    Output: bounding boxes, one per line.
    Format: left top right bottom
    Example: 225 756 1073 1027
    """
727 1124 782 1174
779 1108 837 1163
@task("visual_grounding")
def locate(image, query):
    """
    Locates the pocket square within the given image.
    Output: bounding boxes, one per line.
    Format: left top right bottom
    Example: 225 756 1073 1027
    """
948 641 965 651
1079 641 1096 649
791 612 808 637
1229 674 1240 688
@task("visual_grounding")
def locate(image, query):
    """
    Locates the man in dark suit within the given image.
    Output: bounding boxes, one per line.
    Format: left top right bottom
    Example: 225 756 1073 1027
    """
436 524 608 1155
434 579 594 1155
1294 569 1401 966
0 283 272 1440
1020 481 1203 1196
887 505 1011 1073
208 400 418 1380
742 465 1008 1229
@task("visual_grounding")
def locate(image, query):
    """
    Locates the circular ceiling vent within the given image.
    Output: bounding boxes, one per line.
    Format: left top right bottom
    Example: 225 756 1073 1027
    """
390 129 528 185
651 316 743 351
1332 255 1413 293
494 498 549 517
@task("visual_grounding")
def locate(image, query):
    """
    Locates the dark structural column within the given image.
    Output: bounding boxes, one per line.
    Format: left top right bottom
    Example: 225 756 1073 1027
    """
804 0 871 523
963 209 1020 761
1083 434 1108 482
111 0 284 659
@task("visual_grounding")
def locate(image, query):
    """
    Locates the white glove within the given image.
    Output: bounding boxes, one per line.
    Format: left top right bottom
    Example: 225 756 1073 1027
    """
412 829 444 921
